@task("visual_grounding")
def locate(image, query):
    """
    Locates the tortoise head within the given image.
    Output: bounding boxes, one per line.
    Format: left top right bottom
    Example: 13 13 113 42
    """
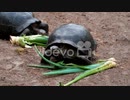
31 22 49 35
44 43 78 63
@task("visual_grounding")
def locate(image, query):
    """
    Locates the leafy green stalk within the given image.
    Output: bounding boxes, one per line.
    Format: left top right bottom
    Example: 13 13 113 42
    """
43 68 84 75
34 45 107 70
10 35 48 48
28 64 55 69
34 45 67 69
34 45 93 69
24 35 48 44
60 60 116 86
43 62 105 75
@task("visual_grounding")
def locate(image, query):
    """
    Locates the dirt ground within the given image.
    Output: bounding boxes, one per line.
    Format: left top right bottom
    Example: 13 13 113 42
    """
0 12 130 86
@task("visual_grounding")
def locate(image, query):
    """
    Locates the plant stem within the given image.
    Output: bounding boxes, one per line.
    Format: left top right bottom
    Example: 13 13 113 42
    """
61 60 116 86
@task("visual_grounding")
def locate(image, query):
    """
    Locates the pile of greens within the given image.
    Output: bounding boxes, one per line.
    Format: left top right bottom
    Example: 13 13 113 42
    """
29 45 117 86
10 35 117 86
10 35 49 48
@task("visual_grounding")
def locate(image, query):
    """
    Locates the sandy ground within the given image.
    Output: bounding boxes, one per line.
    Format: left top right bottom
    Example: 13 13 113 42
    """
0 12 130 86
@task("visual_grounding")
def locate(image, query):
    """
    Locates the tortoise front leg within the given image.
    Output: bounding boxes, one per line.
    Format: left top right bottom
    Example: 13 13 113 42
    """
76 56 93 65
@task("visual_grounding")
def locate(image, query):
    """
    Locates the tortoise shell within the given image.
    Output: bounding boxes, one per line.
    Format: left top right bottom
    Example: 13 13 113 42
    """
46 23 97 52
41 23 97 65
0 12 43 39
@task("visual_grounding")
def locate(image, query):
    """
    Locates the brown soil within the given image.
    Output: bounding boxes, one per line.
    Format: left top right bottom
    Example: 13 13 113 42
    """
0 12 130 86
